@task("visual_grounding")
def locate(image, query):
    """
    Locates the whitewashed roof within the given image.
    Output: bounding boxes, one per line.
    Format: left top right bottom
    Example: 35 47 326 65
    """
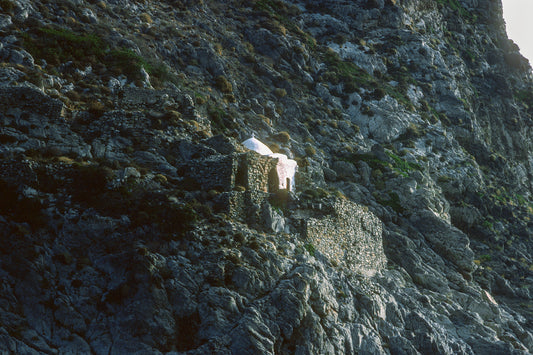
242 136 274 155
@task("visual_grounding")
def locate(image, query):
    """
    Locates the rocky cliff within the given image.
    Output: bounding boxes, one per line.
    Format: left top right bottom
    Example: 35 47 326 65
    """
1 0 533 353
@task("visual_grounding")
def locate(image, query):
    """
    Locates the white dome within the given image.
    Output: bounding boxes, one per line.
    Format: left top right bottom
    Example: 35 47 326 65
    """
242 137 273 155
242 135 298 191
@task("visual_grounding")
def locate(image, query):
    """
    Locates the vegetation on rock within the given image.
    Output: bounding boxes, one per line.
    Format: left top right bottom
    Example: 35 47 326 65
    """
0 0 532 353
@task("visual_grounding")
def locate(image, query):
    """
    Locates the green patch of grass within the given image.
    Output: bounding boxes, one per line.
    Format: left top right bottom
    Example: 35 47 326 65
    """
386 152 422 176
22 27 105 67
304 243 316 256
479 254 492 262
21 26 173 85
323 49 375 90
252 0 315 51
301 187 330 200
436 0 476 21
348 151 421 177
323 50 415 108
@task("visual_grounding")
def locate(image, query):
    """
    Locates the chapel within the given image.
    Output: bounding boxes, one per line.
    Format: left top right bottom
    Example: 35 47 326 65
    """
242 135 298 192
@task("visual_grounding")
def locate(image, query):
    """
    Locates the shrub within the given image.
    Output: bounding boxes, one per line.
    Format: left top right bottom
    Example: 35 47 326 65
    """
207 104 236 133
273 131 290 144
22 27 106 67
88 100 106 116
273 88 287 98
139 12 152 23
215 75 233 93
344 81 359 93
69 164 113 204
399 122 425 140
268 143 281 153
372 88 386 100
21 26 172 85
234 232 245 244
304 145 316 156
378 192 404 213
106 49 149 80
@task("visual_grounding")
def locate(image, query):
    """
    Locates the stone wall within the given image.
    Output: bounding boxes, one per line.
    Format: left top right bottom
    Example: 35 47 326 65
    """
118 87 181 110
238 152 278 192
186 151 278 193
218 191 247 220
303 198 386 276
218 190 270 224
0 86 65 119
187 154 238 191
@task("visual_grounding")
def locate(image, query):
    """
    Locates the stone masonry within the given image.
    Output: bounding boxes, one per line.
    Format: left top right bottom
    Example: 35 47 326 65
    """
303 198 386 276
0 86 65 119
186 151 278 193
237 152 278 192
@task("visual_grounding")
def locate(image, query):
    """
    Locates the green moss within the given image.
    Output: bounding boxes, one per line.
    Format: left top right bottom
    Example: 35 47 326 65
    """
481 219 493 230
350 153 389 170
348 151 421 178
479 254 492 262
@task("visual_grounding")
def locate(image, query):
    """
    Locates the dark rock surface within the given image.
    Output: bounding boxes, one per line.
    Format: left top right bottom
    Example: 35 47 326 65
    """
0 0 533 353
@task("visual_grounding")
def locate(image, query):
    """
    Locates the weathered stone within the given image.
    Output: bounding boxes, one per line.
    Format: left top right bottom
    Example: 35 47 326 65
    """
186 154 238 191
0 0 531 354
80 8 98 23
0 14 12 30
332 160 358 180
261 204 286 233
301 198 386 275
0 86 64 119
411 211 475 274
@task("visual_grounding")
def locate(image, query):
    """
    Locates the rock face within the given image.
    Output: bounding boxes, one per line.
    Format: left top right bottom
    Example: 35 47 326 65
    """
0 0 533 354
